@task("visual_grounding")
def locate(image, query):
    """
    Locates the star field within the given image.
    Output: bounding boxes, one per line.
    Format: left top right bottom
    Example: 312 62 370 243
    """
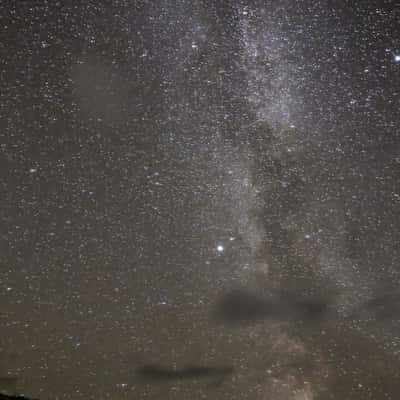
1 1 400 399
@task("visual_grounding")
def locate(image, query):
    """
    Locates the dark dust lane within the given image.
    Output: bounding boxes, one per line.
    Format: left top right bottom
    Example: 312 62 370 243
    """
1 1 399 399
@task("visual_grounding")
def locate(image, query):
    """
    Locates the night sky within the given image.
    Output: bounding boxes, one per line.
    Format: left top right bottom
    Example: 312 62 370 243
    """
1 1 400 399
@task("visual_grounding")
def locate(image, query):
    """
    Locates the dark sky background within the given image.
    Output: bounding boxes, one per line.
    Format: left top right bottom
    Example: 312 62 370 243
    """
1 1 400 399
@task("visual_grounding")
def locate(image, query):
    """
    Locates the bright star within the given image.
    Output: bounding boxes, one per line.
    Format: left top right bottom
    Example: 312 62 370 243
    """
394 54 400 63
217 245 224 252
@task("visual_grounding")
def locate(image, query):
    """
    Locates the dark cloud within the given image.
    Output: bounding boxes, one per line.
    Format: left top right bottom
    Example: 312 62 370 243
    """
136 364 234 384
213 287 330 326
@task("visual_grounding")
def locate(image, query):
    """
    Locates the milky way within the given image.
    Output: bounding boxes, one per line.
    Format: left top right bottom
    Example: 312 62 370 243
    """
1 1 400 399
